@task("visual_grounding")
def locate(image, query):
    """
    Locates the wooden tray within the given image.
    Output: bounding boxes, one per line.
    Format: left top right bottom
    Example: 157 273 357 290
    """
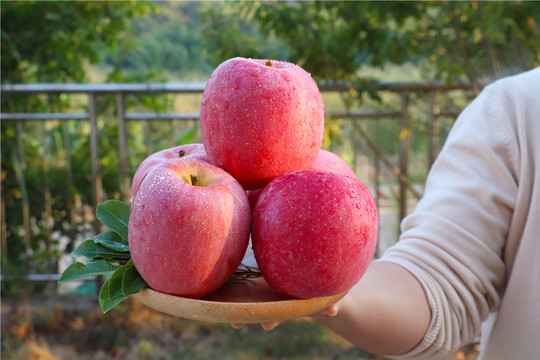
131 276 346 324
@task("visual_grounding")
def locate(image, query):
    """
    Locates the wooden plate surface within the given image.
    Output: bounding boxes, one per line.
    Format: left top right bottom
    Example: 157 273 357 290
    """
131 276 347 324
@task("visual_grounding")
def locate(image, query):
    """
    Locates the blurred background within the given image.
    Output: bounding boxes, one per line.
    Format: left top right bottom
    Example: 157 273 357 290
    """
1 1 539 359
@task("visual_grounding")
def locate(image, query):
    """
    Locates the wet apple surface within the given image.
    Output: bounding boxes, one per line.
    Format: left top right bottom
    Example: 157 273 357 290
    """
129 158 251 299
252 171 378 299
200 57 325 190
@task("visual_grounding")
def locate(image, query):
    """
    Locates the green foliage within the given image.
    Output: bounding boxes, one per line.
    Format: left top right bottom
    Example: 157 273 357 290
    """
201 3 289 66
1 0 155 84
201 1 539 86
59 200 148 313
96 200 130 241
102 2 215 79
59 260 120 282
71 239 131 262
2 0 539 294
418 1 540 87
94 231 130 253
1 1 159 287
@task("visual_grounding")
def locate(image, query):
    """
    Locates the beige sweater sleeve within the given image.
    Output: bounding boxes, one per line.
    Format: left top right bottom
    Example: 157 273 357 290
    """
380 72 528 359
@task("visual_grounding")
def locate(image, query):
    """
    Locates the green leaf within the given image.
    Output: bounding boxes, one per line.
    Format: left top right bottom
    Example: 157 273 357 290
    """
96 200 130 241
99 266 129 313
122 260 147 296
97 261 147 313
72 239 131 262
94 231 130 253
59 260 120 282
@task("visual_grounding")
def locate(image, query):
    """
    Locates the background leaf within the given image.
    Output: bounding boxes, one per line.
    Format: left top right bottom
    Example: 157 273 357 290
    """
59 260 120 282
96 200 131 240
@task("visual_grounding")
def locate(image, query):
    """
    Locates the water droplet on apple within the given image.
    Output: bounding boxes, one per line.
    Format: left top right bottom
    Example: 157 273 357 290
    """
280 72 291 82
215 101 229 112
233 77 242 89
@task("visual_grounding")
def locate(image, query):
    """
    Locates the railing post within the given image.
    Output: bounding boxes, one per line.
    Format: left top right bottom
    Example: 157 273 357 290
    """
399 92 410 224
89 93 102 234
145 119 152 157
62 121 75 251
16 122 31 254
428 90 440 169
117 92 130 203
41 121 53 257
1 179 6 259
374 117 382 256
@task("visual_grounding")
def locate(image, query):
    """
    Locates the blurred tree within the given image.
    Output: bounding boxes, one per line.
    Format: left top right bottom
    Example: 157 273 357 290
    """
1 0 154 84
102 2 215 79
201 1 539 88
200 0 539 175
1 1 156 285
420 1 540 91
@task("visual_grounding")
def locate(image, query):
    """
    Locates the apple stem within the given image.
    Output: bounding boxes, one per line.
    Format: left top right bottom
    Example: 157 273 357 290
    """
190 174 198 186
229 264 261 282
178 150 186 157
265 60 273 67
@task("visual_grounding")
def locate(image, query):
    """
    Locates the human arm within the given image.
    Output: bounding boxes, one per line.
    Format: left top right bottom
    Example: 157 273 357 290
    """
231 260 431 356
319 79 517 359
316 261 430 356
262 78 515 358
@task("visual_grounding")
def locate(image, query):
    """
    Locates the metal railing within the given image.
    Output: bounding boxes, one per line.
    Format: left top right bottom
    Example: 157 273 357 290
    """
1 81 475 284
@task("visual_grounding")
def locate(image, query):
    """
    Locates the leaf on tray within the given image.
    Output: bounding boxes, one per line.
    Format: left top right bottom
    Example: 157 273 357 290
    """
60 199 148 314
59 260 120 282
99 260 147 313
96 200 130 241
99 270 126 313
72 239 131 262
122 260 148 296
94 231 130 253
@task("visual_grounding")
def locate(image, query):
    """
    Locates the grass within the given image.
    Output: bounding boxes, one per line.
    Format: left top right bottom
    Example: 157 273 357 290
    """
2 295 378 360
2 293 480 360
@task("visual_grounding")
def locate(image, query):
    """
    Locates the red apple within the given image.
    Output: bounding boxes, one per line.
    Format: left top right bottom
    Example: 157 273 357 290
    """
129 158 251 298
246 149 356 211
199 57 325 190
311 149 356 179
131 143 211 202
252 171 378 298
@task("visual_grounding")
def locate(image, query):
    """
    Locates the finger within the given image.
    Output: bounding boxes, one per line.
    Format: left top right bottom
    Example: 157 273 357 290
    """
312 304 339 319
261 321 282 331
230 323 245 329
322 304 339 317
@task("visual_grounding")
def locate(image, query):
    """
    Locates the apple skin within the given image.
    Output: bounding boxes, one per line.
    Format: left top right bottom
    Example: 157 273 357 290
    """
252 171 378 299
131 143 211 202
246 149 356 211
129 158 251 298
199 57 325 190
311 149 356 179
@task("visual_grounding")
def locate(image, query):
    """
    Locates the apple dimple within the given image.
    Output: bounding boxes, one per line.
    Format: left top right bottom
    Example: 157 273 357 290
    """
129 158 251 298
131 143 212 202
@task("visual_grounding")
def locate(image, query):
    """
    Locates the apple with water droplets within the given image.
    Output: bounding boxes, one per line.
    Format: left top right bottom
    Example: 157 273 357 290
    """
200 57 325 190
129 158 251 298
252 171 378 299
131 143 211 202
246 149 357 211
